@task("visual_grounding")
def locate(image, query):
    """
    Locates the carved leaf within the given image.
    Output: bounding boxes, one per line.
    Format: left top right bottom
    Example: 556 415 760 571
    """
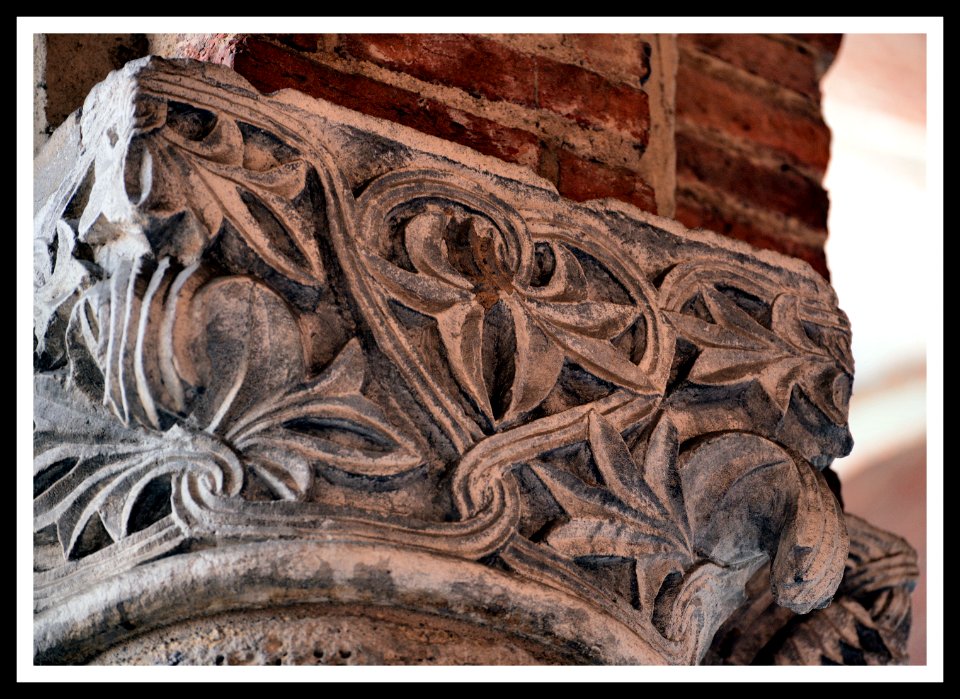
544 324 659 394
34 373 242 559
228 339 421 481
115 108 326 287
680 433 848 614
435 300 492 419
665 287 846 420
546 518 669 558
771 461 848 613
531 412 694 609
526 298 637 338
707 514 917 666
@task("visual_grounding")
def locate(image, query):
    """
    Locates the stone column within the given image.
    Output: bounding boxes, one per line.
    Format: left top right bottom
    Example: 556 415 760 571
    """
33 52 916 666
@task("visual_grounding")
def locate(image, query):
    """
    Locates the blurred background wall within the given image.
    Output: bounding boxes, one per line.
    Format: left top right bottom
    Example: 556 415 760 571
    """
821 33 928 665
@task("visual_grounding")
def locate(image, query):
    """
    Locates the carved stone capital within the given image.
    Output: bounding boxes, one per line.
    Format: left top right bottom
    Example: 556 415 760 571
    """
33 57 916 665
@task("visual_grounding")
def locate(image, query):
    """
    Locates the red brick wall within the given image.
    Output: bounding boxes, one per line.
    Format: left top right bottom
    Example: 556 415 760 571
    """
174 33 659 214
674 34 842 278
38 34 841 278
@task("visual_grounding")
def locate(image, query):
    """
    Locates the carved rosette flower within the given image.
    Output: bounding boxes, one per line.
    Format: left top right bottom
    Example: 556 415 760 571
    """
365 206 656 426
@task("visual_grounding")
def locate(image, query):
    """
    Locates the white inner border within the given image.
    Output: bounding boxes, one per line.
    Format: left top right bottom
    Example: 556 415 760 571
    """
17 16 944 683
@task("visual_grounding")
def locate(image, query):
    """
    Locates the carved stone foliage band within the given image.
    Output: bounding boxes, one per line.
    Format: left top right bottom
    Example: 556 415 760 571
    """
33 58 915 665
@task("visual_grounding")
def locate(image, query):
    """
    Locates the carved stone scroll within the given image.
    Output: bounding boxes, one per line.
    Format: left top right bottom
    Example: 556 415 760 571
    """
33 57 916 665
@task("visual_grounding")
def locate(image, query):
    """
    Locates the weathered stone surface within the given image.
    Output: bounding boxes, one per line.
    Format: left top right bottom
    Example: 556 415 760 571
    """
33 57 914 665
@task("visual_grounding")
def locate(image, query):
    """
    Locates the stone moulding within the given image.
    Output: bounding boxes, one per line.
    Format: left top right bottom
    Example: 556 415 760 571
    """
33 57 917 665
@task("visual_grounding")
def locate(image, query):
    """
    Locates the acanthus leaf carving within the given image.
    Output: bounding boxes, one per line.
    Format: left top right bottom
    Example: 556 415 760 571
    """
526 408 847 661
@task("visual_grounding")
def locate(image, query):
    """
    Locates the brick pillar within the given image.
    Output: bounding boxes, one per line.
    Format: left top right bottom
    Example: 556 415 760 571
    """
674 34 842 278
170 33 664 215
35 33 843 278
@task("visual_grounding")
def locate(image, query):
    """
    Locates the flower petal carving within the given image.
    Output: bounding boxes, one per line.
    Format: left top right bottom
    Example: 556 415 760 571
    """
502 298 565 424
363 202 658 426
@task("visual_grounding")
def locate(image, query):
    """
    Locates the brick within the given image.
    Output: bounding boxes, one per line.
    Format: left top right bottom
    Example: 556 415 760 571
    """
676 61 831 172
679 34 822 100
338 34 649 144
675 190 829 278
231 37 541 169
536 58 650 143
556 148 657 214
789 34 843 59
676 129 828 230
273 34 321 52
561 35 652 85
171 33 241 65
337 34 538 108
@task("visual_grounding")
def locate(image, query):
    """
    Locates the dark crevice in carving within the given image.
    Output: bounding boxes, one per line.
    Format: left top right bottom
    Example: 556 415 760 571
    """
127 475 174 534
238 121 302 169
821 465 844 510
716 284 771 327
652 570 684 635
34 457 79 498
477 551 511 572
123 136 149 204
530 242 556 288
482 300 517 423
574 555 642 610
284 417 397 452
854 621 892 662
62 165 95 223
67 511 114 560
316 463 431 493
165 101 217 141
666 338 700 394
556 362 619 407
752 613 805 665
681 293 714 324
384 214 419 273
570 248 632 305
239 191 310 270
209 221 324 313
838 640 867 665
513 464 565 542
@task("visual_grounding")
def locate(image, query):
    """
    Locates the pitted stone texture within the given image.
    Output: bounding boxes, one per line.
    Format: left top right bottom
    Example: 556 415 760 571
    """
91 605 578 665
